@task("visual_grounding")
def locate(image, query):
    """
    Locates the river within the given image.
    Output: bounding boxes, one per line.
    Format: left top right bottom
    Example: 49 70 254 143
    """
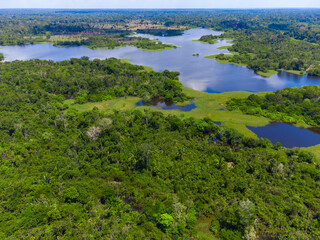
1 29 319 93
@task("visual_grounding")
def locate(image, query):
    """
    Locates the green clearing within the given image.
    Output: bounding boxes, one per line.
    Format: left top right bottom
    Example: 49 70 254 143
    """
66 85 320 158
195 216 217 240
66 86 269 139
65 96 140 113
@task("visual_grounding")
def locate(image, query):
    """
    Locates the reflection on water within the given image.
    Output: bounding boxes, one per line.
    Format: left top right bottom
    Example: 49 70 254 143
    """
1 28 320 93
247 122 320 148
136 98 197 112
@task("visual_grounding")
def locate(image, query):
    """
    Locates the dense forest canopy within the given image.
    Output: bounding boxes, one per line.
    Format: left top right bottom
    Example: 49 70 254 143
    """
1 58 320 239
0 58 187 103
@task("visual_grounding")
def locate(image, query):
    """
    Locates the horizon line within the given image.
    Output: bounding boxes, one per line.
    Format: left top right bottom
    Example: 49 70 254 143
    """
1 7 320 10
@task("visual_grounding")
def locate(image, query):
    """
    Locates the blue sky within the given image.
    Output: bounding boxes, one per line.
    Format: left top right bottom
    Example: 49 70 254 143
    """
2 0 320 9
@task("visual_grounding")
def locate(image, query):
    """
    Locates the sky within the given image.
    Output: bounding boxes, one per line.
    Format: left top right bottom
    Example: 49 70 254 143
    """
1 0 320 9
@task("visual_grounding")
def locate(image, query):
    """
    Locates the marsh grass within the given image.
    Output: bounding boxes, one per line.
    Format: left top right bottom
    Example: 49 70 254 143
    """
66 86 320 157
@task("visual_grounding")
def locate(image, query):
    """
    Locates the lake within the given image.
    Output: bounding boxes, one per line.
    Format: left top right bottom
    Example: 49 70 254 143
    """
1 28 319 93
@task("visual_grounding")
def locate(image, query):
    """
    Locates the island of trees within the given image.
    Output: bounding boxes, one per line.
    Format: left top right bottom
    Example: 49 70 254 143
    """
53 35 178 51
196 34 218 44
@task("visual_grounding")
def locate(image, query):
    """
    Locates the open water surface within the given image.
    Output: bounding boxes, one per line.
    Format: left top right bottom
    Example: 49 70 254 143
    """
247 122 320 148
1 28 319 93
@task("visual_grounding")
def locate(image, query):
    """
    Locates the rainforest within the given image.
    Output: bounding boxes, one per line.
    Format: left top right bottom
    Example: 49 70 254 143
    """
1 8 320 240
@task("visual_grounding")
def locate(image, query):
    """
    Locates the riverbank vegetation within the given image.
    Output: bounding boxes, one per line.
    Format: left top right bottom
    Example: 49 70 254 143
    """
1 58 320 239
227 86 320 126
202 30 320 76
0 53 4 61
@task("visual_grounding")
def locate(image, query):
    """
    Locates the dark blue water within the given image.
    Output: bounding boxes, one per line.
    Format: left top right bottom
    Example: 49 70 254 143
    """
136 99 196 112
247 122 320 148
1 29 319 93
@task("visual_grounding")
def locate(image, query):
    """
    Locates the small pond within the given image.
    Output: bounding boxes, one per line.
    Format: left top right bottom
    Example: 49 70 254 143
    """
247 122 320 148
